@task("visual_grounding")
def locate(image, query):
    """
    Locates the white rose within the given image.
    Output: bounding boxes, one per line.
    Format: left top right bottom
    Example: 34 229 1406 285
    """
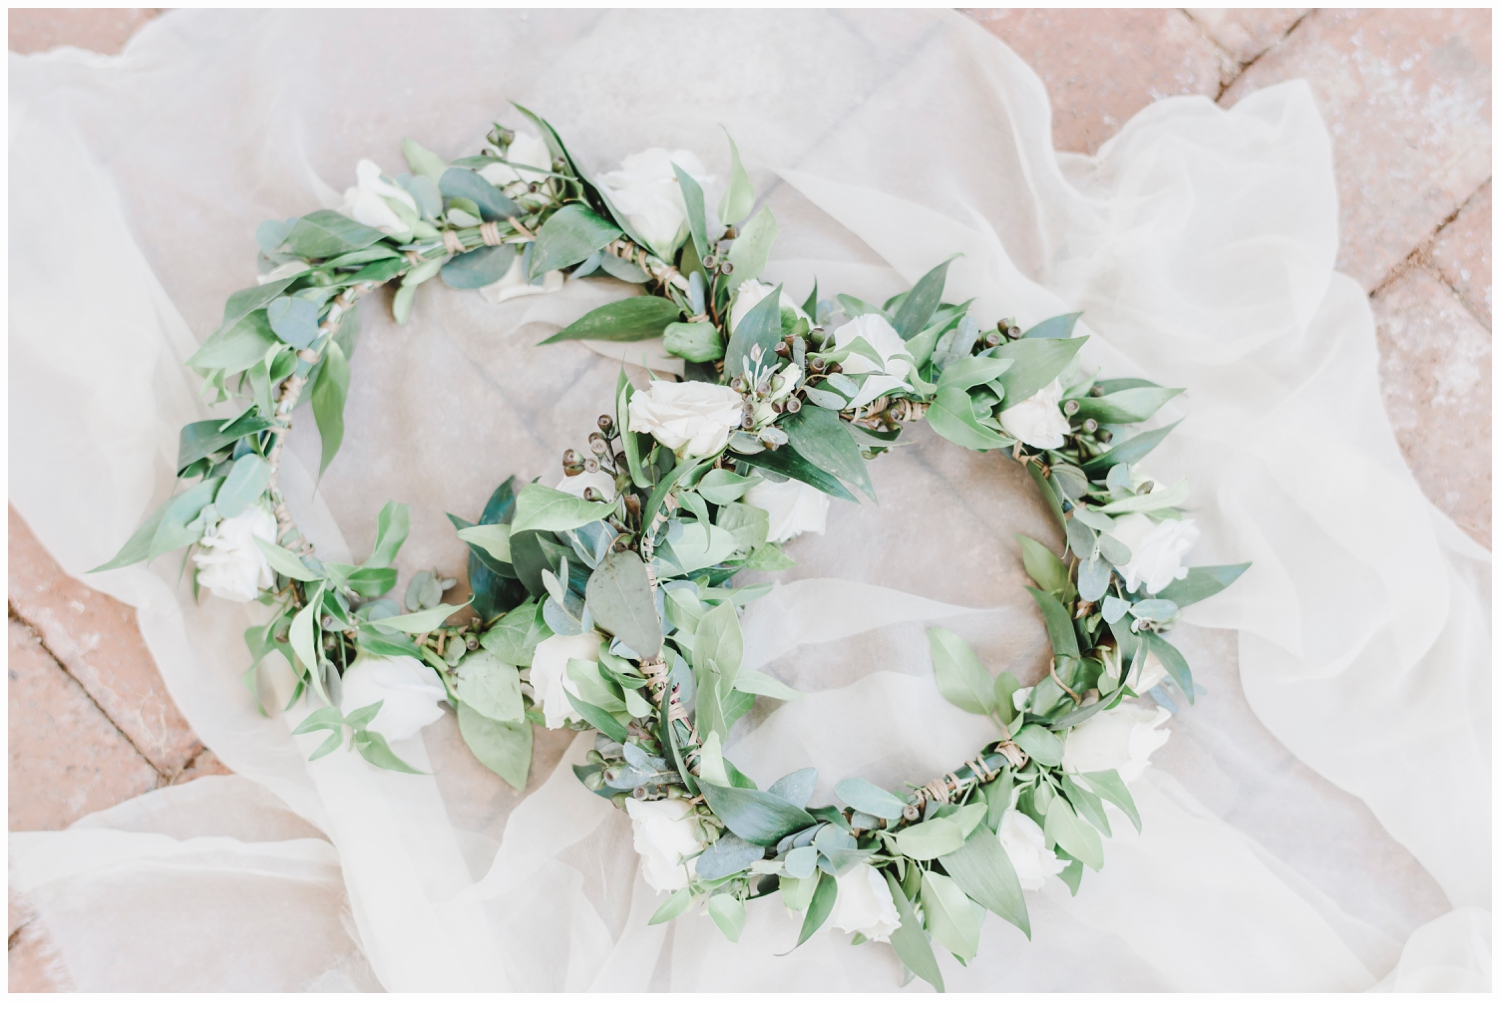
743 477 829 543
1126 652 1170 695
1062 703 1172 783
998 377 1071 450
1111 514 1198 594
728 279 806 334
339 159 418 237
557 468 616 503
827 865 900 943
830 314 913 408
527 630 602 730
478 131 552 188
625 797 705 893
339 654 448 742
998 808 1068 891
597 148 715 257
628 380 744 458
478 250 565 305
194 504 278 604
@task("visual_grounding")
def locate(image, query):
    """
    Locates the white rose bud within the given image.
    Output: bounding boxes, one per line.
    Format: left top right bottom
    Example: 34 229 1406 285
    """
478 250 565 305
1062 703 1172 783
1111 514 1198 594
998 808 1068 891
597 148 715 257
628 380 745 458
830 314 913 408
625 797 705 893
194 504 278 604
339 159 418 237
998 377 1071 450
339 654 448 742
729 279 806 334
826 865 901 942
527 630 602 730
557 469 616 503
477 131 552 188
743 477 829 543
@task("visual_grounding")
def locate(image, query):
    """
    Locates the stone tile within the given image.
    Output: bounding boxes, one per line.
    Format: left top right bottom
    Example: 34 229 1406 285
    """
1373 267 1492 546
8 619 159 832
170 747 234 786
9 506 203 777
1185 8 1309 68
8 918 70 993
962 8 1229 154
1222 8 1492 291
6 8 161 56
1427 178 1493 328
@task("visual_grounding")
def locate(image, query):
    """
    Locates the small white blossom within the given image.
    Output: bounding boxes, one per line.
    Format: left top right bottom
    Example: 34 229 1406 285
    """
478 132 552 188
827 865 900 942
625 797 704 893
999 377 1071 450
527 630 601 730
1062 703 1172 783
628 380 744 458
339 159 418 237
339 654 448 742
729 279 806 334
998 808 1068 891
1111 514 1198 594
743 477 829 543
194 504 277 603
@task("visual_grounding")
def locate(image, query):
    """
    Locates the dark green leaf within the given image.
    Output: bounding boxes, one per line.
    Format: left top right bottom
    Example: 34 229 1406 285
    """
438 167 521 222
926 386 1015 451
214 453 270 518
1072 386 1184 425
1080 421 1181 475
938 825 1030 939
281 209 386 259
529 203 621 278
441 244 516 290
884 872 944 992
311 339 350 476
1081 769 1141 833
779 405 874 502
1016 534 1069 593
792 871 838 950
585 550 663 659
891 256 957 340
697 779 816 846
1020 312 1083 341
541 296 683 345
1155 563 1250 608
1025 586 1080 659
1142 631 1194 700
738 445 855 503
672 163 710 262
662 320 723 363
995 335 1088 408
722 281 784 379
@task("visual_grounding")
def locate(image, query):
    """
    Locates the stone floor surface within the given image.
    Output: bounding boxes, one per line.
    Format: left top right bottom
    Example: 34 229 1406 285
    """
7 7 1492 992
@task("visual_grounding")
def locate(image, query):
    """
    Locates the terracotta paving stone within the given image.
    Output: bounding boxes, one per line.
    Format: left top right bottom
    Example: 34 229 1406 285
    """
8 506 204 777
1185 8 1310 70
9 918 68 993
1372 266 1493 546
1427 178 1493 328
171 747 233 786
962 8 1228 153
1221 8 1493 292
8 619 160 832
5 7 161 56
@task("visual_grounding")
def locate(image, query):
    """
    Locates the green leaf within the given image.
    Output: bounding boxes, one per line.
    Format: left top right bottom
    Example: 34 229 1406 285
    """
834 777 907 820
529 203 622 278
926 627 996 715
1014 724 1064 766
718 129 754 224
176 414 274 474
311 338 350 476
1081 770 1141 833
1080 421 1181 475
214 453 270 518
663 320 724 363
694 468 762 505
253 536 319 582
265 296 321 349
456 700 531 789
926 386 1014 451
693 601 744 694
281 209 386 259
938 826 1030 939
884 872 944 992
738 445 855 503
724 205 777 288
402 137 447 184
541 295 683 345
936 355 1012 391
368 601 467 635
340 566 397 599
1155 563 1250 608
357 625 424 660
186 310 280 372
480 600 551 666
441 244 516 290
585 549 664 659
95 496 173 569
455 649 523 723
1016 534 1069 594
696 779 815 846
289 585 324 677
920 870 982 962
1020 312 1083 341
731 668 803 701
511 483 616 534
1044 797 1104 870
893 817 966 860
438 167 521 222
891 256 957 341
793 871 839 950
1142 630 1194 699
366 501 411 568
353 729 424 774
745 542 795 571
1025 586 1081 659
995 335 1088 408
672 163 710 262
706 893 746 943
456 524 513 563
1072 385 1184 425
563 688 629 743
722 281 784 379
779 405 875 502
648 887 694 925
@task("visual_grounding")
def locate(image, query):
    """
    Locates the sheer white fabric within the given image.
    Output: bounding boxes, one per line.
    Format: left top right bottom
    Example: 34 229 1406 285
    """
8 9 1489 992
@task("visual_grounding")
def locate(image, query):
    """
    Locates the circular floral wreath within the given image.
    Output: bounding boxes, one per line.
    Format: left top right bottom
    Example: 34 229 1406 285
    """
102 108 1247 990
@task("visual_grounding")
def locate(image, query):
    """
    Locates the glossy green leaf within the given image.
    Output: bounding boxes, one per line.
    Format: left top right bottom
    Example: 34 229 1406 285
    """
731 668 803 701
479 599 551 666
926 386 1014 451
885 872 945 992
938 825 1030 938
779 405 874 502
456 524 512 563
1044 797 1104 870
1080 421 1181 475
186 310 280 372
511 483 616 533
663 320 724 363
723 281 784 379
368 601 467 635
585 549 663 660
1016 534 1069 594
281 209 386 259
456 700 531 789
995 335 1088 408
289 585 324 679
1082 769 1141 833
176 415 273 474
1025 586 1080 659
696 779 815 846
1072 385 1184 425
891 256 957 341
724 205 777 287
401 137 447 184
1142 630 1194 699
529 203 621 278
311 338 350 476
894 817 966 860
926 627 995 715
920 870 982 961
936 354 1012 390
1155 563 1250 608
737 444 855 502
672 163 710 262
541 295 683 345
792 871 838 950
366 501 410 568
834 777 907 820
1015 723 1064 766
214 453 270 519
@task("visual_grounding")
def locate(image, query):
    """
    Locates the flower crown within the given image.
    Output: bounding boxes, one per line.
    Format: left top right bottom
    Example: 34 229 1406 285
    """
100 107 1247 990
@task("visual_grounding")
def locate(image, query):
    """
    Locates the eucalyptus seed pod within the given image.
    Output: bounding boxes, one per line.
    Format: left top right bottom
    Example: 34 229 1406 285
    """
1098 429 1113 444
528 182 541 194
583 487 601 502
741 407 755 429
702 254 718 270
774 341 791 358
552 158 568 173
321 615 333 630
487 125 515 148
984 332 1002 347
583 457 600 474
1064 400 1080 416
723 225 738 240
730 376 746 393
623 494 642 520
1090 385 1105 397
597 414 614 434
902 805 920 822
755 382 770 397
614 452 629 470
1138 480 1155 494
770 401 783 414
827 361 842 374
465 635 479 651
809 357 826 373
1082 418 1099 433
1005 323 1023 339
562 448 584 476
784 395 802 414
720 261 734 275
588 433 609 457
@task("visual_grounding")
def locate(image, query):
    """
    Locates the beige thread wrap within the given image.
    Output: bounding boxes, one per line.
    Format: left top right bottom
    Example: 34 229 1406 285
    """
443 230 465 255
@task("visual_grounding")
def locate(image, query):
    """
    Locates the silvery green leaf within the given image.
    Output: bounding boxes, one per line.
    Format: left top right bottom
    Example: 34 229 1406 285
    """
767 767 817 808
369 600 468 635
894 817 966 860
1101 595 1131 624
821 372 859 398
1068 507 1115 532
443 633 467 667
729 668 801 701
599 252 649 283
725 205 777 286
438 167 521 221
1105 463 1134 496
543 595 584 637
994 335 1088 409
585 549 663 662
266 295 320 349
441 243 516 290
1130 598 1179 622
511 482 615 534
214 453 270 519
1065 518 1097 559
727 431 765 454
1097 533 1131 566
1078 555 1111 602
927 627 996 716
1051 464 1089 501
1154 563 1251 608
801 385 846 410
529 203 621 278
696 832 765 880
834 777 906 820
456 649 523 723
456 524 512 564
256 218 297 254
404 569 433 611
782 845 819 879
457 701 531 789
1021 312 1083 341
694 469 762 505
697 779 816 846
932 313 980 371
